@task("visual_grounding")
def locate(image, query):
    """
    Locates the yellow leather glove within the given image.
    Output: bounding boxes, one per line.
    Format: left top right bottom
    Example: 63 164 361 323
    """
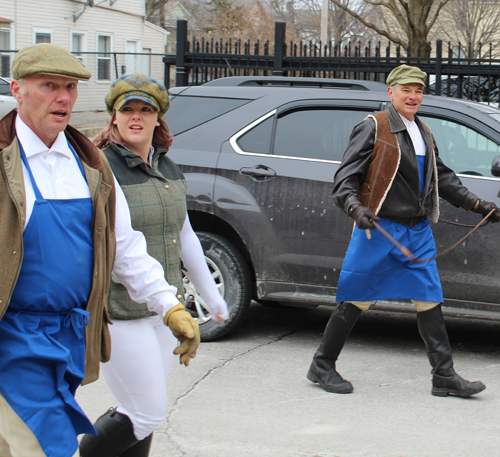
163 303 200 366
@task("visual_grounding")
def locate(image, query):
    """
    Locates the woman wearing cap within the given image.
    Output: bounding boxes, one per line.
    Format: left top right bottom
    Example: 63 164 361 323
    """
79 74 229 457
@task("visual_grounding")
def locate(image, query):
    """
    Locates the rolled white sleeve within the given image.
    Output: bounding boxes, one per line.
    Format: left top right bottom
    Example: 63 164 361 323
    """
111 176 180 317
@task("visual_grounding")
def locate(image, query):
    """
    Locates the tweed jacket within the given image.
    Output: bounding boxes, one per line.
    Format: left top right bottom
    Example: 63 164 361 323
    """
0 110 116 385
333 103 478 224
103 142 187 320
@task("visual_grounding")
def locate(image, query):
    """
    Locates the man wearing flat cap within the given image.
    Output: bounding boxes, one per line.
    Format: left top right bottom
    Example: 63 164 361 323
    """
0 43 200 457
307 64 500 397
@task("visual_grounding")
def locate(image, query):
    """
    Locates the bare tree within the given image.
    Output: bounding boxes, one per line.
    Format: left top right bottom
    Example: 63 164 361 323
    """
304 0 372 43
434 0 500 58
146 0 170 22
269 0 374 44
329 0 375 44
328 0 451 56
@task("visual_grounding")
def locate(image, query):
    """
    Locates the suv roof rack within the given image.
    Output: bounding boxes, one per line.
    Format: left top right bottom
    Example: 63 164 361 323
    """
202 76 387 91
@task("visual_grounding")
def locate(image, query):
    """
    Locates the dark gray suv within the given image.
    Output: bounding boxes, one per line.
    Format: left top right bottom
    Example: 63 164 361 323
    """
166 76 500 340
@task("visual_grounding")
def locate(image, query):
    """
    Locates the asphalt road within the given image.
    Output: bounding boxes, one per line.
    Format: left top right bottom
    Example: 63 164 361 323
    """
76 301 500 457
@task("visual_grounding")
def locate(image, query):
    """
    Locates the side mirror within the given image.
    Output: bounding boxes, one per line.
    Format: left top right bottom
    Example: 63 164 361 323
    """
492 155 500 177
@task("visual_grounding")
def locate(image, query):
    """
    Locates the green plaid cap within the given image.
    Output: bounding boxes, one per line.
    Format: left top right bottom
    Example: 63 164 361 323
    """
12 43 91 81
386 64 427 87
105 74 170 116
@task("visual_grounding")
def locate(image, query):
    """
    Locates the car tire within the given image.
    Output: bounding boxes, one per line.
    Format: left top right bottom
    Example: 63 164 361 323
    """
182 232 252 341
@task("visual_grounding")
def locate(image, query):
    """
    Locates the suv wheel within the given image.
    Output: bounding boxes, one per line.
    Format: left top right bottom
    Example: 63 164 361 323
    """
182 232 252 341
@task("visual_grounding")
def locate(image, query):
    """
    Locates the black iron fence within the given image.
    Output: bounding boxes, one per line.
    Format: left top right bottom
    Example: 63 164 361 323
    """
164 20 500 107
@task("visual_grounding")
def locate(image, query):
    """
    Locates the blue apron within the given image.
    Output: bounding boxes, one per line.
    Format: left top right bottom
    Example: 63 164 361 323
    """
0 140 96 457
336 154 443 303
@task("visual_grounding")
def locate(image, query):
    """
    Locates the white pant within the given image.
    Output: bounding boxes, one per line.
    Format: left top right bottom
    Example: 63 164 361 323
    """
0 392 79 457
100 314 177 441
350 300 440 312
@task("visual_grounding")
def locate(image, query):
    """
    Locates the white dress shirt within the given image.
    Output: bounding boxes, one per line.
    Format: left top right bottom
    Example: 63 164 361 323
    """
398 113 426 157
16 116 179 317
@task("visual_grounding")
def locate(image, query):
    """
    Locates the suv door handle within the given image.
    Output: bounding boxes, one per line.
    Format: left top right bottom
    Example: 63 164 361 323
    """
239 165 276 180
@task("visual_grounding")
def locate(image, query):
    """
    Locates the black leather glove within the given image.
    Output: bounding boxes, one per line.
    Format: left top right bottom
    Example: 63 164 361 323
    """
348 203 380 229
472 199 500 223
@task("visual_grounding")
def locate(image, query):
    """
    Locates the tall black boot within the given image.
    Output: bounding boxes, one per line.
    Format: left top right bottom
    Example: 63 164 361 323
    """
119 433 153 457
79 408 139 457
307 302 363 393
417 304 485 398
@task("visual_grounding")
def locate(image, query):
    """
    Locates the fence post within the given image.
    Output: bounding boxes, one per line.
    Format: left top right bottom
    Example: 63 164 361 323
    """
176 19 189 86
273 21 286 76
435 39 442 96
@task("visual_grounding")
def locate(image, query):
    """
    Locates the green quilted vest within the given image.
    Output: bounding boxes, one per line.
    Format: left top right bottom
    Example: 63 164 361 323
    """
104 143 187 320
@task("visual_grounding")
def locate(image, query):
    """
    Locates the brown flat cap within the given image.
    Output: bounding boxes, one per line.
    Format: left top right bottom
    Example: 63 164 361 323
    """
12 43 91 81
386 64 426 87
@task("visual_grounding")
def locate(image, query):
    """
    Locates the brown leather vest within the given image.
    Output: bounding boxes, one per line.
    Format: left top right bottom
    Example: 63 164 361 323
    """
359 111 400 215
359 111 437 221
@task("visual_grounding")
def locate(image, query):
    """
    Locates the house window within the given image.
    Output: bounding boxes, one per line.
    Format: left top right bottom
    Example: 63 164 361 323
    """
33 27 52 44
97 35 112 81
141 48 152 76
0 28 11 77
71 31 87 66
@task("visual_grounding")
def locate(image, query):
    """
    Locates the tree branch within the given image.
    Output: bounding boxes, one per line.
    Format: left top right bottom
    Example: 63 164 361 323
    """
329 0 406 44
426 0 451 33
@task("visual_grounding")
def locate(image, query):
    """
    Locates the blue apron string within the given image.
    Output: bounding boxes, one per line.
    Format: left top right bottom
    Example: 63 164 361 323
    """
63 308 90 340
7 307 90 340
18 140 44 201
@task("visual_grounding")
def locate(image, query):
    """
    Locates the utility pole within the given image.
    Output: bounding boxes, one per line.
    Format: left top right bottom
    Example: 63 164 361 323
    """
320 0 328 46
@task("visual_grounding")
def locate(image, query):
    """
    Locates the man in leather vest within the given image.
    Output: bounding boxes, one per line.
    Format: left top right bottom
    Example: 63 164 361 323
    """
0 44 200 457
307 64 500 398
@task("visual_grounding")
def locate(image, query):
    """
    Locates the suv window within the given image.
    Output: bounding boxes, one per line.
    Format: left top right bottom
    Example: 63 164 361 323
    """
273 108 372 161
167 96 250 135
0 79 11 96
420 115 500 177
237 116 274 154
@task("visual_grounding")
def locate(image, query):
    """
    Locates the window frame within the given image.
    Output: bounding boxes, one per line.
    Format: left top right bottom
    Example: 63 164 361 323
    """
33 27 52 44
96 33 113 83
231 99 382 163
70 29 88 68
0 27 13 78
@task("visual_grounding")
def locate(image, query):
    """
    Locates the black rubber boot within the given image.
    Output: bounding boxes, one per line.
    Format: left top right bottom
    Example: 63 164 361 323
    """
307 302 363 393
417 304 485 398
119 433 153 457
79 408 139 457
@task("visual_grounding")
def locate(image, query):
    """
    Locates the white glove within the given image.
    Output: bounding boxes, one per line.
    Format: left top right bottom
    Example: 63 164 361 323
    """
180 216 229 321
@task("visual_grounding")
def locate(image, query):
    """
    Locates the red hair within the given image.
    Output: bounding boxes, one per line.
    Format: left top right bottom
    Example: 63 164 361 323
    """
93 111 174 151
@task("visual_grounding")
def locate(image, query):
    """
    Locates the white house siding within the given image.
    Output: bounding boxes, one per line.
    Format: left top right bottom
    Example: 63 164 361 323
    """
0 0 167 127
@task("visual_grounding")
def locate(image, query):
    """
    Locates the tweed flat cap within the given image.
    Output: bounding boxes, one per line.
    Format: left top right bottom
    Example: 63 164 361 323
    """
12 43 91 81
386 64 427 87
105 74 170 116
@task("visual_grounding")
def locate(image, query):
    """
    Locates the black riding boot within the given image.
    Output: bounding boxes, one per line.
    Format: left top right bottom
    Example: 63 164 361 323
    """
119 433 153 457
307 302 363 393
417 304 485 397
79 408 139 457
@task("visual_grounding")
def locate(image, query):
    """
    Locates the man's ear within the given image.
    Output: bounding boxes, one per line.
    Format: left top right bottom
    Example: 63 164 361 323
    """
10 80 23 103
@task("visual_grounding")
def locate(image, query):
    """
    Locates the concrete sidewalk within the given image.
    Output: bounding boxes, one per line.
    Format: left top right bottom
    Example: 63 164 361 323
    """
76 303 500 457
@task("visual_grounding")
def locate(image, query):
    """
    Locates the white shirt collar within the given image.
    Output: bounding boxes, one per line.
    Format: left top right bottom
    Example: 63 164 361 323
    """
15 115 72 159
398 112 416 129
